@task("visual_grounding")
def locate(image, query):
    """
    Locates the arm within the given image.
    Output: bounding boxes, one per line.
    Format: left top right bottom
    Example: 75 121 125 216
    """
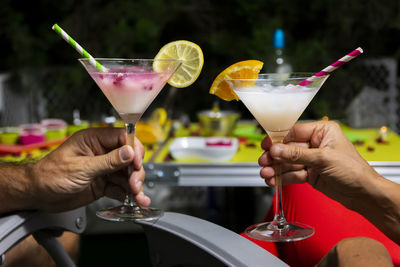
258 120 400 244
355 172 400 244
4 232 79 267
0 127 149 214
0 163 38 214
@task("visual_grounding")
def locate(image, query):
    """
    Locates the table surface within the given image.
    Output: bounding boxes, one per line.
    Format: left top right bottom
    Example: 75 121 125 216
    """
2 121 400 186
2 121 399 163
144 122 400 164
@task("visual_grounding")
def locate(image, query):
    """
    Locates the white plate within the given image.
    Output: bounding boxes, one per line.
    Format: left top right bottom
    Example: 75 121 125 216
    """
169 137 238 161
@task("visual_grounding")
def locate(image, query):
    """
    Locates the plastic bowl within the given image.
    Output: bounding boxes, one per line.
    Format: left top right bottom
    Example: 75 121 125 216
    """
41 119 67 141
0 127 20 145
19 124 46 145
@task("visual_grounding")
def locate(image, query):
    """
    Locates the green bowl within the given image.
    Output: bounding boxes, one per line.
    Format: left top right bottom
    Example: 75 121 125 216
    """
42 119 68 141
0 131 19 144
198 110 239 137
46 128 67 141
67 121 90 136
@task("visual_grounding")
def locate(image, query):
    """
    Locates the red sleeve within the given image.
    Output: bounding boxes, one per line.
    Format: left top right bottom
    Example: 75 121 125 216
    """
245 183 400 267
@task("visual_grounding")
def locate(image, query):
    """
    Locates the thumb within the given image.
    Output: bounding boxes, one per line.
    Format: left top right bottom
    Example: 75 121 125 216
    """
88 145 134 176
270 144 323 166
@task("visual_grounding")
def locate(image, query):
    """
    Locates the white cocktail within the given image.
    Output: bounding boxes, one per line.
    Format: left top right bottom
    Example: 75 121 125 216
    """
227 73 329 242
234 82 319 141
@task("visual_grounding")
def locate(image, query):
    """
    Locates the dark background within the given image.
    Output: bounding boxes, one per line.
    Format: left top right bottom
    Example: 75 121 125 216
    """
1 0 400 124
1 1 400 265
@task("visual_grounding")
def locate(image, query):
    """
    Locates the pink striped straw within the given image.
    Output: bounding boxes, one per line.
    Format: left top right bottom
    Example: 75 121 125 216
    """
298 47 363 86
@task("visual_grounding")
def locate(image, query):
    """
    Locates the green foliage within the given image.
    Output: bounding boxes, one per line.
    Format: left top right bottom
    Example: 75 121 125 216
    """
0 0 399 122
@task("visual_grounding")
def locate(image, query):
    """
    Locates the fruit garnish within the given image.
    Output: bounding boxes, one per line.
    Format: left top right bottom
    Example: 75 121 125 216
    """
209 60 263 101
153 40 204 88
375 137 388 144
367 146 375 152
353 139 364 146
149 108 168 126
136 122 164 144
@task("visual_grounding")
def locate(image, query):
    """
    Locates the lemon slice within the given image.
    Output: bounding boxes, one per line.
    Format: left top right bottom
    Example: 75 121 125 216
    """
150 108 168 126
209 60 263 101
154 40 204 88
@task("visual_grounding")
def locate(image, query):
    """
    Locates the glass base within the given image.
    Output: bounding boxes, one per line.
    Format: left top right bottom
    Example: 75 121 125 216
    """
245 221 314 242
96 204 163 222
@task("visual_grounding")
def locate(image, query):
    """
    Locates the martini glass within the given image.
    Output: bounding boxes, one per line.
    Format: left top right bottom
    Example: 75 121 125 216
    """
226 73 329 241
79 58 181 222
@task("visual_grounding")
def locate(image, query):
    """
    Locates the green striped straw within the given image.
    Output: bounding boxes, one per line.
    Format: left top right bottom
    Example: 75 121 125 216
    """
52 24 107 72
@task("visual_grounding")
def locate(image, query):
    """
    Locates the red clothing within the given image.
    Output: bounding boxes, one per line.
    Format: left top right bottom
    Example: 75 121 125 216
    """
242 183 400 266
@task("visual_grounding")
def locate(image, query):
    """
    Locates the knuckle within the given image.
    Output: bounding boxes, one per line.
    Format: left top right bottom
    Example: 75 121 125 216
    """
328 120 340 130
289 146 302 162
322 120 340 131
316 148 329 164
105 154 117 169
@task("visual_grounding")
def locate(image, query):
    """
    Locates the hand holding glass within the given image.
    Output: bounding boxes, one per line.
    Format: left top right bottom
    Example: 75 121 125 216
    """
80 58 181 222
227 73 329 241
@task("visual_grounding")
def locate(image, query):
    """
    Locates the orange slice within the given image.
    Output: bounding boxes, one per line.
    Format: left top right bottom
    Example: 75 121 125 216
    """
209 60 263 101
136 122 164 144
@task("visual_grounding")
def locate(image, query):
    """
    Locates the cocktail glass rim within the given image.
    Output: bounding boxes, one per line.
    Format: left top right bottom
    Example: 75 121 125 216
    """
225 72 328 83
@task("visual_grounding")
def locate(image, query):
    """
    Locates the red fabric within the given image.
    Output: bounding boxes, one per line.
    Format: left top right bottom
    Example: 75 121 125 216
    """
242 183 400 266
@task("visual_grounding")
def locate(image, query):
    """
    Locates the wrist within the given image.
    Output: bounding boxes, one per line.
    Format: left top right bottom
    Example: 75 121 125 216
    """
350 168 383 209
24 162 44 211
352 170 400 242
367 174 400 221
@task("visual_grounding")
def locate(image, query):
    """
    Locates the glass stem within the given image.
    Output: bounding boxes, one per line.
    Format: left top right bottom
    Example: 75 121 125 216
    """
124 123 136 207
272 138 287 228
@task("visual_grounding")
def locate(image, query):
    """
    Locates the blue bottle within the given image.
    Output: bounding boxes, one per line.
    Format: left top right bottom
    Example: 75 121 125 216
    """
272 29 292 73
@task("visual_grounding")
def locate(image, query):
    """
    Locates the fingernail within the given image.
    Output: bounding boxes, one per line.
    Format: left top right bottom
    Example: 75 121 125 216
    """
119 146 131 162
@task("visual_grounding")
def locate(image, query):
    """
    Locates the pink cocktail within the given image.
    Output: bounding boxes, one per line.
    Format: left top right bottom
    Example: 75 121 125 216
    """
89 66 173 123
80 59 181 222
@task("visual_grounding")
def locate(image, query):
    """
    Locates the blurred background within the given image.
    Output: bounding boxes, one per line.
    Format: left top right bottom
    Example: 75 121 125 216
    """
1 0 400 265
1 0 400 128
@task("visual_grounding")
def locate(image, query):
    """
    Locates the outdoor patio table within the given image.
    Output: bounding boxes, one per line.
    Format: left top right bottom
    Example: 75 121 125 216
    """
143 122 400 186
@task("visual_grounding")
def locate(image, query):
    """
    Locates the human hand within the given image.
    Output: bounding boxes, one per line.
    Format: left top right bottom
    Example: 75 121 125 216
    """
29 127 150 212
258 120 381 208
